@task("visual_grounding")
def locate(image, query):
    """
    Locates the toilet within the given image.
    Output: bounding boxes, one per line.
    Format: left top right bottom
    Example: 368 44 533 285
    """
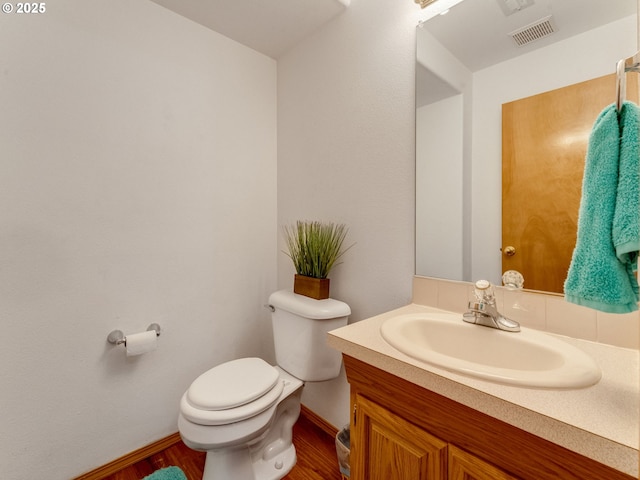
178 290 351 480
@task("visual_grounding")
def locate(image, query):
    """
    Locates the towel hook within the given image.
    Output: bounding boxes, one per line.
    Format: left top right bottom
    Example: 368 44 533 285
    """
616 58 626 112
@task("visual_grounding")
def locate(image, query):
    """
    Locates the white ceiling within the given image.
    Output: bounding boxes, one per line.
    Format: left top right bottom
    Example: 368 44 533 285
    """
422 0 637 72
148 0 349 59
148 0 636 67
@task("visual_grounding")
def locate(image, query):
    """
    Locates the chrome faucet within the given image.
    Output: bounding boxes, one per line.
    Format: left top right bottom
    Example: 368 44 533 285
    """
463 280 520 332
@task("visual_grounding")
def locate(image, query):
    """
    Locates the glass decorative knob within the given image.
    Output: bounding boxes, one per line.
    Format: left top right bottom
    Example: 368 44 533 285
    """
502 270 524 289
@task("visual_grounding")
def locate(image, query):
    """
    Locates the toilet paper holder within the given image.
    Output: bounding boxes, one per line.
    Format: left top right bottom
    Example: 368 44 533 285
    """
107 323 161 346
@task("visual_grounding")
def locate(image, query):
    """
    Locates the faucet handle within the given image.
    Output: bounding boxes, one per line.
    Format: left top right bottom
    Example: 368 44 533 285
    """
473 280 495 305
502 270 524 290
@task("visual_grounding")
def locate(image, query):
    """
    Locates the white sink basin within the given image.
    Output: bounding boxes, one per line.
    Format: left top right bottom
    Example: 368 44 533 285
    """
380 313 601 389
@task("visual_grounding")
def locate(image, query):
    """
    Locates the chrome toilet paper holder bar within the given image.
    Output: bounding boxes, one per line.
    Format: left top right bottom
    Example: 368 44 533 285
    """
107 323 161 346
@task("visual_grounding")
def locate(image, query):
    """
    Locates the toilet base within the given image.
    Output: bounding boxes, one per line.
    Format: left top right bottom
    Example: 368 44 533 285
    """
201 444 296 480
253 443 296 480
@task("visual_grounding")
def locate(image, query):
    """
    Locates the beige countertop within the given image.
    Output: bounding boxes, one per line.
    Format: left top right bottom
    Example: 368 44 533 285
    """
328 303 639 477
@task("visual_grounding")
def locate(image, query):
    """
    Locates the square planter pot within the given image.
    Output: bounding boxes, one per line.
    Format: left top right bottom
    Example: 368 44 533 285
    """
294 274 330 300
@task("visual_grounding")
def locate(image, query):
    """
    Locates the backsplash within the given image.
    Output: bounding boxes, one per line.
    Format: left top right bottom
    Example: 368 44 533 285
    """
413 276 639 350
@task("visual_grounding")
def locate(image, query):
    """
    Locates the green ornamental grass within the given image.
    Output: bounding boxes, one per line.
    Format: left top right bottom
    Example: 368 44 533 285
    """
283 221 352 279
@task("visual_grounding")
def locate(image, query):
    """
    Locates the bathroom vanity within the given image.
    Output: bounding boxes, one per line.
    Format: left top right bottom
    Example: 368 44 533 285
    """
328 304 639 480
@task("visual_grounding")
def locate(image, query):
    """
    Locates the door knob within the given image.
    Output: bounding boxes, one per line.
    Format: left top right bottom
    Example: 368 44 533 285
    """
503 246 516 257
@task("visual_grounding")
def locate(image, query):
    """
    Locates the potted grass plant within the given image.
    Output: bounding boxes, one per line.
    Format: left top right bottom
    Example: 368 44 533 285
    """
283 220 352 300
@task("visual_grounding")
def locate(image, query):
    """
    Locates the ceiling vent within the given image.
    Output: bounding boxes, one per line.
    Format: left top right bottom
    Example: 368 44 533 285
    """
509 15 556 46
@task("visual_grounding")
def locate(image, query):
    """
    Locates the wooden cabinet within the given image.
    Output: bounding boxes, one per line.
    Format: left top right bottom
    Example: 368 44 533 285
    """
351 393 515 480
448 445 517 480
344 355 634 480
352 394 447 480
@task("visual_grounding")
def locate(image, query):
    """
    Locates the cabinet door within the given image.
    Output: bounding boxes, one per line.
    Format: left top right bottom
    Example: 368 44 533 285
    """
449 445 519 480
351 394 447 480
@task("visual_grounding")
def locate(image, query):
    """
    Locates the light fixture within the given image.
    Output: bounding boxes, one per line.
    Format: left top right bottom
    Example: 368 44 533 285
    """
414 0 438 8
496 0 534 17
418 0 467 20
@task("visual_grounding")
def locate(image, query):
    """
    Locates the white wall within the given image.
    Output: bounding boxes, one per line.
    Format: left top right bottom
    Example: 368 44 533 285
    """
0 1 277 478
471 15 637 282
416 25 474 282
277 0 421 427
416 95 464 278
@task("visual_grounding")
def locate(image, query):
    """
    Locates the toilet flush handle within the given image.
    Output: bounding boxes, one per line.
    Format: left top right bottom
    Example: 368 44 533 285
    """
264 304 275 312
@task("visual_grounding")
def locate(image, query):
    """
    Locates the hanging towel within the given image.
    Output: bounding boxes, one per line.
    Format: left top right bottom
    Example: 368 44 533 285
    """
142 466 187 480
564 102 639 313
613 101 640 273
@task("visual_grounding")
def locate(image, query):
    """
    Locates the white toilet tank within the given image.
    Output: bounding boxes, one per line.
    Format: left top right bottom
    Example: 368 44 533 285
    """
269 290 350 382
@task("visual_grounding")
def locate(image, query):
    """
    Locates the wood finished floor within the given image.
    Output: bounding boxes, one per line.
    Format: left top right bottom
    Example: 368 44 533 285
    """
102 412 342 480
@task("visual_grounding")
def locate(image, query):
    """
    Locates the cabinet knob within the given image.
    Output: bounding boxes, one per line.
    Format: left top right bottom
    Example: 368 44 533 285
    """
503 246 516 257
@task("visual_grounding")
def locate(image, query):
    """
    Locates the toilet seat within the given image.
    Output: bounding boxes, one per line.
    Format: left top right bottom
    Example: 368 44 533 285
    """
181 357 285 426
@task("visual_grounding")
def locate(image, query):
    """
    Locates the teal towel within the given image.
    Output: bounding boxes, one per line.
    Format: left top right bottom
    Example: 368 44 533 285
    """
564 102 639 313
142 466 187 480
613 102 640 270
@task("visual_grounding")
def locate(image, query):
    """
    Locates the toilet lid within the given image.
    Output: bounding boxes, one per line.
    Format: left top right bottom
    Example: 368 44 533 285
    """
187 357 280 411
180 380 284 426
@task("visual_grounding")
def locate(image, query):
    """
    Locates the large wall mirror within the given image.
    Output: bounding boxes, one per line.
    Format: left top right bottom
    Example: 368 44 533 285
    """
416 0 638 294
